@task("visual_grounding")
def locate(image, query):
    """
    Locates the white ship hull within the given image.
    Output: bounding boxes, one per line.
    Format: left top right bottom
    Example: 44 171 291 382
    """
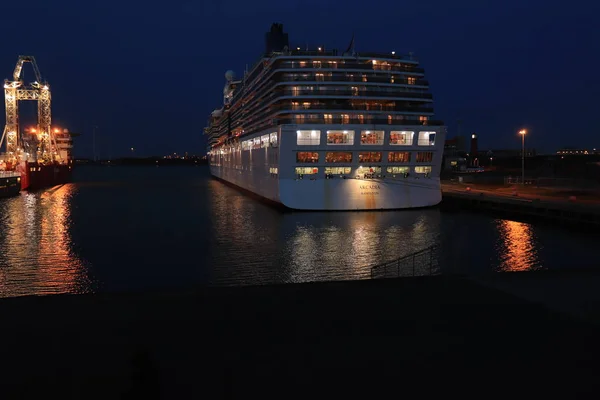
209 124 445 211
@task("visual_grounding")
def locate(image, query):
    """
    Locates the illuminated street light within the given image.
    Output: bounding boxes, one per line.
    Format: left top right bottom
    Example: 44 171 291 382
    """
519 129 527 184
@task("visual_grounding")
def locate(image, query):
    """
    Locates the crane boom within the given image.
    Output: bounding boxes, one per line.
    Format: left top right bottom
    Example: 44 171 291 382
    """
13 55 43 82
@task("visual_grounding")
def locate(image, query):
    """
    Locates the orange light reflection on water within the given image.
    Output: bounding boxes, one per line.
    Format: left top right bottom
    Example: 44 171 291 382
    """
496 219 538 272
0 184 92 298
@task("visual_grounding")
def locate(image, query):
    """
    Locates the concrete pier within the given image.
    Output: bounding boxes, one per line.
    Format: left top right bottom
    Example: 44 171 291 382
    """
442 182 600 228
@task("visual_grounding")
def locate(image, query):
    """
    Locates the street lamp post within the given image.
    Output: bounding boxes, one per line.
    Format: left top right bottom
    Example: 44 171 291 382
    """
519 129 527 184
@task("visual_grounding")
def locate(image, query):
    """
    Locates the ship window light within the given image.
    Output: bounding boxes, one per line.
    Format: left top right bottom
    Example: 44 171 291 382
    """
390 131 414 145
295 167 318 175
296 152 319 163
358 152 382 163
327 130 354 145
325 167 351 175
269 132 278 146
297 130 321 145
388 152 411 163
360 166 382 175
408 76 416 85
387 166 410 174
417 131 436 146
361 130 384 145
414 166 432 174
261 135 270 148
416 152 434 163
325 152 352 163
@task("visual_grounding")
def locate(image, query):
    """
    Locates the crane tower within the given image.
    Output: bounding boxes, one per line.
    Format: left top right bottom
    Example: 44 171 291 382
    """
1 55 59 164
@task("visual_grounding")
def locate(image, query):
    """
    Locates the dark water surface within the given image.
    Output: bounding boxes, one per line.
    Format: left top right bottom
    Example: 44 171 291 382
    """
0 166 598 298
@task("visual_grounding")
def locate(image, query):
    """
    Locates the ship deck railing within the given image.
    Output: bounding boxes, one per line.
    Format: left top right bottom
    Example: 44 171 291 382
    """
371 244 440 279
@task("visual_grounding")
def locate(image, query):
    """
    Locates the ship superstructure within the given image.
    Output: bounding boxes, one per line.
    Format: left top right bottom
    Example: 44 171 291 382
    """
204 24 446 210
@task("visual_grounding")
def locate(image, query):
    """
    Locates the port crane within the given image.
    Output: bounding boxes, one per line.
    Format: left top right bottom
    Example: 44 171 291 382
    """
1 55 60 165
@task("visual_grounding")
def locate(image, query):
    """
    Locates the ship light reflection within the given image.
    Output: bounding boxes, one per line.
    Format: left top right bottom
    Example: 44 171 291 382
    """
0 184 92 298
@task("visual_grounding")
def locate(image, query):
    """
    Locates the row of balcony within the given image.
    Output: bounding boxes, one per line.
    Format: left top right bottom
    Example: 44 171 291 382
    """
270 49 419 62
275 60 424 74
275 73 429 86
273 102 434 114
227 87 434 128
274 88 433 99
275 116 444 126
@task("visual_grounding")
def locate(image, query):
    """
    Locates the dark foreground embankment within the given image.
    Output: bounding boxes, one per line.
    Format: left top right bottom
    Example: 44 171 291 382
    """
1 275 600 398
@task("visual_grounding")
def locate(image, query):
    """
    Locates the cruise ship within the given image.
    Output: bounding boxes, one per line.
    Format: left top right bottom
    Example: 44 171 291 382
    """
205 23 446 210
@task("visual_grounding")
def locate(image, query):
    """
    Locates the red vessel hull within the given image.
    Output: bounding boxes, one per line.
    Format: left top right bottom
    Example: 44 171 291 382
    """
21 162 72 190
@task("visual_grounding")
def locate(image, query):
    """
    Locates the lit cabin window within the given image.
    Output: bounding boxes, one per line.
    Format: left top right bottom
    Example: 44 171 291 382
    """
295 167 318 175
358 152 382 163
327 130 354 145
261 135 269 148
325 167 351 175
297 130 320 145
357 166 382 174
360 130 384 145
388 152 411 163
296 152 319 163
325 152 352 163
269 132 278 146
407 76 416 85
387 166 410 174
324 114 333 123
414 166 432 174
416 152 433 163
417 131 436 146
390 131 414 145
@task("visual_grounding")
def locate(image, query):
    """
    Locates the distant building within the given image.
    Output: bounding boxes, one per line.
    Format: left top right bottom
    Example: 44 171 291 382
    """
443 136 467 171
444 136 466 154
556 148 598 155
477 148 536 159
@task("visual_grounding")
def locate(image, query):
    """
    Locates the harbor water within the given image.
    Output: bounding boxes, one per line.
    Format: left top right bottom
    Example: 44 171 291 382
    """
0 166 598 298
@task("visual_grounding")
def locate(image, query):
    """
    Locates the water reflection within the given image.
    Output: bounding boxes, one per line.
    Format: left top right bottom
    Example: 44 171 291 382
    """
2 167 598 297
207 175 442 285
495 220 539 272
0 184 92 298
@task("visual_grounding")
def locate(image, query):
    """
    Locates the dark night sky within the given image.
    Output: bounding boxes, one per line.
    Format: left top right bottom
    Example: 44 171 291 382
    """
1 0 598 157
